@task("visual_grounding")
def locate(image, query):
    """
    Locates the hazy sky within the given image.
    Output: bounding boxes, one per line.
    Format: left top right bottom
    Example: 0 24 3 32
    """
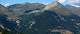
0 0 53 6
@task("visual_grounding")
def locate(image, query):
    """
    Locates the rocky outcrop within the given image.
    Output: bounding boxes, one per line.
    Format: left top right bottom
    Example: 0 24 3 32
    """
44 2 71 15
8 3 45 14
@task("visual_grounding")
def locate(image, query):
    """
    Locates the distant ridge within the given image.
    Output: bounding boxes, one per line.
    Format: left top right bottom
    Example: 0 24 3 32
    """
44 1 71 15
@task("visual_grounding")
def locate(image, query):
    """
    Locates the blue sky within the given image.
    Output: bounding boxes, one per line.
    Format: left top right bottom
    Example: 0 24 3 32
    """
0 0 80 7
0 0 53 6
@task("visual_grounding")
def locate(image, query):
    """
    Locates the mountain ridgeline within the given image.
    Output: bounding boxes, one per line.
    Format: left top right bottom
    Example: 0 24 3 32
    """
0 2 80 34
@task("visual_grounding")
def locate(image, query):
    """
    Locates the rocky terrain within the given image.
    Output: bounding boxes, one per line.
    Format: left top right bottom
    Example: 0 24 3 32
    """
0 2 80 34
0 3 45 20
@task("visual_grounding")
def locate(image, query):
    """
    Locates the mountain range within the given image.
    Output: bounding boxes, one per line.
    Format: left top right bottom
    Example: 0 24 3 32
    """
0 3 45 20
0 2 80 34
